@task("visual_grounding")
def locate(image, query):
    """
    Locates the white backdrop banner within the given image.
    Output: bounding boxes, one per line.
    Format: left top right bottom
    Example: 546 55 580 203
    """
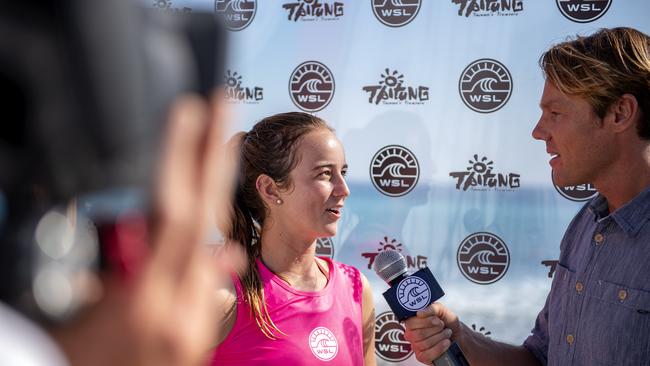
151 1 650 364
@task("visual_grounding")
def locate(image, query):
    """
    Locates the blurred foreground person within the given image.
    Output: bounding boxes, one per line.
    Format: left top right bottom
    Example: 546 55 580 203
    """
0 1 240 365
403 27 650 366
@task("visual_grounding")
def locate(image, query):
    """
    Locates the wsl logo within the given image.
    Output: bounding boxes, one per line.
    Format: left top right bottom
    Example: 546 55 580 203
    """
282 0 344 21
308 327 338 361
556 0 611 23
552 171 598 202
215 0 256 31
375 312 413 362
224 70 263 104
315 237 335 259
452 0 523 17
362 68 429 105
449 155 520 191
372 0 422 27
361 236 428 270
289 61 335 112
397 276 431 311
459 59 512 113
457 232 509 285
370 145 419 197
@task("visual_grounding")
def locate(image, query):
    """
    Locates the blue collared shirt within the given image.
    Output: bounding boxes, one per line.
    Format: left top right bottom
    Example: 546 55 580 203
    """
524 188 650 366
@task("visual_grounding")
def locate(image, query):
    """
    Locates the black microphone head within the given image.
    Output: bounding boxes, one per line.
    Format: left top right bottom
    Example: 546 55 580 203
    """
373 249 407 284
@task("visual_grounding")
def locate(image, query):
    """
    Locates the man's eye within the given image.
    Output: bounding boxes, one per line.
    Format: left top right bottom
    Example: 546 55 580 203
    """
341 170 348 177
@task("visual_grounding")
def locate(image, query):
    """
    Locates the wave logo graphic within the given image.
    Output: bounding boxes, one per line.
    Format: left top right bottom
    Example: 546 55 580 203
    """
459 59 512 113
552 170 598 202
397 277 431 311
289 61 335 112
308 327 339 361
315 237 335 259
556 0 611 23
370 145 419 197
457 232 509 284
374 311 413 362
215 0 257 31
372 0 422 27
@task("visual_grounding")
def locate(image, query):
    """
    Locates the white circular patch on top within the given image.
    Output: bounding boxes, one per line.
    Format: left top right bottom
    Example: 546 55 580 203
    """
308 326 339 361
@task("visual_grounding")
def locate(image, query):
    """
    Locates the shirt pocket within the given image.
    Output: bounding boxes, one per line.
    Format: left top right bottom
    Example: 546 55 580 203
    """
548 263 575 346
581 278 650 365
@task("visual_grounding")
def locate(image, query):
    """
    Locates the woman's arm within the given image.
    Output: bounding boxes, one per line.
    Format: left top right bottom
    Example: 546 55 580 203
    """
360 273 377 366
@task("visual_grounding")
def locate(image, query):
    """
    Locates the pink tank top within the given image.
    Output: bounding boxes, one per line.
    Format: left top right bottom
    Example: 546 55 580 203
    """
211 257 364 365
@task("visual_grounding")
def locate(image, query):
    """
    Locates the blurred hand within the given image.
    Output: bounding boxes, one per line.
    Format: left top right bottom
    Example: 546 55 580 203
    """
403 302 462 365
52 93 240 366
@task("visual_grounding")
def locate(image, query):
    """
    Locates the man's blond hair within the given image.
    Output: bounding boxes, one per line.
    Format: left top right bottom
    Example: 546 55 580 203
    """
540 27 650 138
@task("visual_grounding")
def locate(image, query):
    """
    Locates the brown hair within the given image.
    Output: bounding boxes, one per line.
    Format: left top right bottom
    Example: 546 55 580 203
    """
229 112 331 339
540 27 650 139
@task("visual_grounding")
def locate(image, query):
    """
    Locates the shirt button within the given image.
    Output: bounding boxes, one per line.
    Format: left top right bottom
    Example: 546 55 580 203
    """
575 282 584 293
618 289 628 301
566 334 575 344
594 233 604 244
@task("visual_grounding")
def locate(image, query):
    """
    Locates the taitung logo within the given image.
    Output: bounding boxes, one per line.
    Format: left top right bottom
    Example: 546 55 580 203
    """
315 237 335 259
370 145 420 197
374 311 413 362
308 327 338 361
459 58 512 113
361 236 428 270
452 0 523 17
372 0 422 27
282 0 344 21
449 155 520 191
362 68 429 105
224 70 263 103
289 61 335 112
556 0 611 23
457 232 509 285
215 0 257 31
552 171 598 202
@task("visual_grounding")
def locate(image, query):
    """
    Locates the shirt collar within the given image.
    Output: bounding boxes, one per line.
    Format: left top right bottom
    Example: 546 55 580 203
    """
588 187 650 237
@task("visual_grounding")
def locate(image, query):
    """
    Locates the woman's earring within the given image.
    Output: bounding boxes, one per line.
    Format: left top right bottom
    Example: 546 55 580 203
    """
275 199 282 205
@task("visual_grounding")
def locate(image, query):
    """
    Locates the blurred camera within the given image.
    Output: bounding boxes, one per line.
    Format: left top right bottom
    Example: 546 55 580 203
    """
0 0 227 322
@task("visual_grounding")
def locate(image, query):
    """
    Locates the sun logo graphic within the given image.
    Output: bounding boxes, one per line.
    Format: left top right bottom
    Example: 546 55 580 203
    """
449 154 520 191
457 232 509 284
370 145 419 197
289 61 335 112
315 237 335 259
372 0 422 27
215 0 257 31
308 327 338 361
361 237 427 270
224 70 263 103
556 0 611 23
362 68 429 105
374 311 413 362
459 59 512 113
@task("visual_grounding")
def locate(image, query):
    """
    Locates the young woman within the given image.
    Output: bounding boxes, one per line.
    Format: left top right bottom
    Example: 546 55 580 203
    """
211 112 376 365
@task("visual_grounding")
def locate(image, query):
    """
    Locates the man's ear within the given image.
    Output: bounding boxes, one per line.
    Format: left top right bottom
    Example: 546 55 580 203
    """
256 174 281 206
605 93 639 133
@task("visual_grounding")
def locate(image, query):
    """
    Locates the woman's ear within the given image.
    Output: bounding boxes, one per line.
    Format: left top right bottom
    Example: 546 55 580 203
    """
256 174 282 206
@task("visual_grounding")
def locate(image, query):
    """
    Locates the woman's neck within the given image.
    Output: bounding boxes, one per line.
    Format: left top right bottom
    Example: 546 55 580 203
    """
259 225 327 291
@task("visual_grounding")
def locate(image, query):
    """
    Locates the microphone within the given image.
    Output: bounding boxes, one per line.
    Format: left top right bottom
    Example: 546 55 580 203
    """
373 250 470 366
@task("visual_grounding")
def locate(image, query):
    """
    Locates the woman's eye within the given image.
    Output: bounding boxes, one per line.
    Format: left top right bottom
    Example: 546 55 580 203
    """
319 171 332 178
